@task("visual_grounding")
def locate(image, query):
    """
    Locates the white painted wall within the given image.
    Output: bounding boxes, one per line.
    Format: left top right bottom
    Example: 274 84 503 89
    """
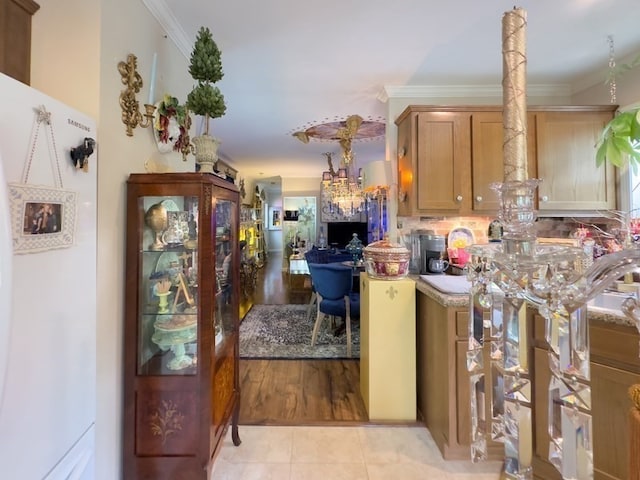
30 2 193 478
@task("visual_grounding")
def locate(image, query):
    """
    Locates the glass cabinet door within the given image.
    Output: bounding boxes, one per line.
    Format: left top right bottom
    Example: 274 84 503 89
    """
138 195 199 375
214 199 235 350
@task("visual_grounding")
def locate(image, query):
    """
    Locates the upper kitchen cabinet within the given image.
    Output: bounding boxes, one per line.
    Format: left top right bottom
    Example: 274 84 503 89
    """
396 105 616 217
397 109 471 216
471 110 537 212
0 0 40 85
396 106 534 216
531 106 617 212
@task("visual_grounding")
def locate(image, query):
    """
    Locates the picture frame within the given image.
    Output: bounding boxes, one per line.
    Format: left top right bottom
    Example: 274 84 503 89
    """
269 207 282 230
8 183 77 254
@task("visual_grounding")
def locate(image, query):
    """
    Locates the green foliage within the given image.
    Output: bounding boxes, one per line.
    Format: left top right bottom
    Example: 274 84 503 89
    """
186 26 226 132
596 109 640 174
186 83 226 118
188 27 224 83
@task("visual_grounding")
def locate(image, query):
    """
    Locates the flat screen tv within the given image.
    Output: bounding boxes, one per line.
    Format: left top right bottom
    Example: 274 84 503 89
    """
327 222 368 249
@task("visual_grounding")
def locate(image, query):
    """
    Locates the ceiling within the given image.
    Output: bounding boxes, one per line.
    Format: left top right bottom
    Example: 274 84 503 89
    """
146 0 640 186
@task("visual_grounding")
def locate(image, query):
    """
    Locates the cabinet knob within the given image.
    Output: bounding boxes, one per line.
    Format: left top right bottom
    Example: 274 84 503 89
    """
540 195 549 202
476 196 483 202
456 195 463 202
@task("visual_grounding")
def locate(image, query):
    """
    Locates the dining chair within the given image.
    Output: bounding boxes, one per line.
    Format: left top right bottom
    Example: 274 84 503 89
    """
307 262 360 358
304 248 331 322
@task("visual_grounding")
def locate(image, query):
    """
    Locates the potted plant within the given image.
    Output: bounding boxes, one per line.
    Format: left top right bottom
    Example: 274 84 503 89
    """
596 109 640 172
186 26 227 173
596 51 640 172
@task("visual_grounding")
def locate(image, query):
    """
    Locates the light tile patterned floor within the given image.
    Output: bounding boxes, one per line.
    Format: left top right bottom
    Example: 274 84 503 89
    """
212 425 503 480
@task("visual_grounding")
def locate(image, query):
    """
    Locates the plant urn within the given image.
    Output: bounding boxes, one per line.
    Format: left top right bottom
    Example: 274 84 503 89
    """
192 134 220 173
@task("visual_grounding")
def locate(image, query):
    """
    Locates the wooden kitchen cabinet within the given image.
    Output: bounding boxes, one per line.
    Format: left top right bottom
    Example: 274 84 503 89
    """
123 173 241 480
396 105 615 217
0 0 39 85
396 106 535 216
416 291 503 460
532 107 617 212
530 313 640 480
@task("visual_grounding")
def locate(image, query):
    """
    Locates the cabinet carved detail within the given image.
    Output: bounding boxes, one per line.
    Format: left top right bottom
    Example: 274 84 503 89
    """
135 391 198 457
149 400 185 445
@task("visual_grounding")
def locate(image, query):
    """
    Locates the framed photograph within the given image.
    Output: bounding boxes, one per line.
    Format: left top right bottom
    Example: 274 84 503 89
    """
269 207 282 230
8 183 77 254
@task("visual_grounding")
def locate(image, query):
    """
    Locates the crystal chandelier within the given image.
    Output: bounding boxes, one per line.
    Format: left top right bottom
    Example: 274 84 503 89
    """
291 113 385 220
319 114 367 218
466 8 640 480
321 147 365 218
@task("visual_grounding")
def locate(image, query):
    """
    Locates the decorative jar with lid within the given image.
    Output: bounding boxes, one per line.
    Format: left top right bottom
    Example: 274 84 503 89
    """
363 236 411 280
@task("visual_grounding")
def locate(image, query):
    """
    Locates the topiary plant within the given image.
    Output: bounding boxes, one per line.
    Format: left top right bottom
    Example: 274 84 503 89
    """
186 26 226 136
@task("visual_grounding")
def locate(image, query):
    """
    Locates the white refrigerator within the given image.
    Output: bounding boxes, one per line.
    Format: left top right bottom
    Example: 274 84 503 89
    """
0 73 96 479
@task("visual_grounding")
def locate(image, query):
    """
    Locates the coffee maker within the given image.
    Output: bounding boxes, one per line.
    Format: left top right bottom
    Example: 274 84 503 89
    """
407 229 432 274
419 233 446 274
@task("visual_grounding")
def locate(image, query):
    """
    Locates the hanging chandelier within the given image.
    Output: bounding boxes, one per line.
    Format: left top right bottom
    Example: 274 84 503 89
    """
321 116 366 217
292 113 385 219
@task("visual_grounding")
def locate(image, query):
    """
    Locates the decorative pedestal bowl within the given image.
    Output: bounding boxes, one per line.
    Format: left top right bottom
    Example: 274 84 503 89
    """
363 237 410 280
152 314 198 370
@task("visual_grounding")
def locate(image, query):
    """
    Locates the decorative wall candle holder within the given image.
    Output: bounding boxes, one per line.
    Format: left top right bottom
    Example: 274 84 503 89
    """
117 53 156 136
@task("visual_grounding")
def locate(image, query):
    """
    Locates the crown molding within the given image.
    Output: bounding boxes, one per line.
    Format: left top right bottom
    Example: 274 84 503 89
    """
379 84 572 102
142 0 191 57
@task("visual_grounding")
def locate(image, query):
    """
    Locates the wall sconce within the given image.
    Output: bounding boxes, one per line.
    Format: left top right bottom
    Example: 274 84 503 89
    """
117 53 156 136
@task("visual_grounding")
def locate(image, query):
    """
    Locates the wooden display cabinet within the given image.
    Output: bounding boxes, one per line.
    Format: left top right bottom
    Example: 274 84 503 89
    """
123 173 241 480
0 0 40 85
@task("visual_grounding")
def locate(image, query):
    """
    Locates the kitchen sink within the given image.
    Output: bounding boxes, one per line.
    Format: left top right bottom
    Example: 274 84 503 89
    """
587 291 636 313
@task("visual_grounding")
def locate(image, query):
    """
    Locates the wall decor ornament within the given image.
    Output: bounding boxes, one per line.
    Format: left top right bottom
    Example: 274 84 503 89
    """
153 94 191 159
117 53 156 137
9 105 77 254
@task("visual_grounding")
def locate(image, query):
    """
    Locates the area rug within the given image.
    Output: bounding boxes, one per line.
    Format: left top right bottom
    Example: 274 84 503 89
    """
239 304 360 359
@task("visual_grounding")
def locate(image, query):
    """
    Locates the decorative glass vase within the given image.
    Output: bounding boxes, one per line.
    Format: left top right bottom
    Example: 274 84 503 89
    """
345 233 364 265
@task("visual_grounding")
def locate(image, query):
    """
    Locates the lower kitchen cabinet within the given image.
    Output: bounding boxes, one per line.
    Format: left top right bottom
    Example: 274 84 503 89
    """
417 287 640 479
416 291 502 460
531 313 640 480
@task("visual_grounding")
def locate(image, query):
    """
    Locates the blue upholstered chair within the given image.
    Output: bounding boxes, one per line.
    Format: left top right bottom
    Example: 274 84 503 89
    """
307 262 360 358
304 248 330 322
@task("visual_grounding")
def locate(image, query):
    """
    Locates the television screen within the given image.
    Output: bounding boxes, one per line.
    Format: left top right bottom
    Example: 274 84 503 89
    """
327 222 368 249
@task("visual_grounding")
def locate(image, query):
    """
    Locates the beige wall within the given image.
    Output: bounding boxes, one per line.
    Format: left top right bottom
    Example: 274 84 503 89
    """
31 1 193 478
573 66 640 109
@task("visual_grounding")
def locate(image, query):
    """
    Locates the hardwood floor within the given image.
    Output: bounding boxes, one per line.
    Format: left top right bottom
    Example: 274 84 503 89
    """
239 359 368 425
238 251 369 425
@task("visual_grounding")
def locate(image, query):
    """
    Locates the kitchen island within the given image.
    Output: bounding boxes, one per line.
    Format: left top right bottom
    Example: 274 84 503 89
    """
415 276 640 479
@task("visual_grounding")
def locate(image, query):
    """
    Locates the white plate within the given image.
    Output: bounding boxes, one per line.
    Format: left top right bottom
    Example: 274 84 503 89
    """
447 226 475 249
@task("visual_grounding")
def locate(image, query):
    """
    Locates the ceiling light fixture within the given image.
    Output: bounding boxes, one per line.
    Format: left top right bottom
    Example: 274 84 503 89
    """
320 115 366 218
292 114 385 219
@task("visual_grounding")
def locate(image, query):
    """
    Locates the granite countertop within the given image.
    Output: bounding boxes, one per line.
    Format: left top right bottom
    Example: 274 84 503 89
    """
411 274 471 308
412 274 637 328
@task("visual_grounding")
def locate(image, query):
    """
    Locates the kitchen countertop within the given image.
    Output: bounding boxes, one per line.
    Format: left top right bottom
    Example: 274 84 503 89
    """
412 274 637 328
